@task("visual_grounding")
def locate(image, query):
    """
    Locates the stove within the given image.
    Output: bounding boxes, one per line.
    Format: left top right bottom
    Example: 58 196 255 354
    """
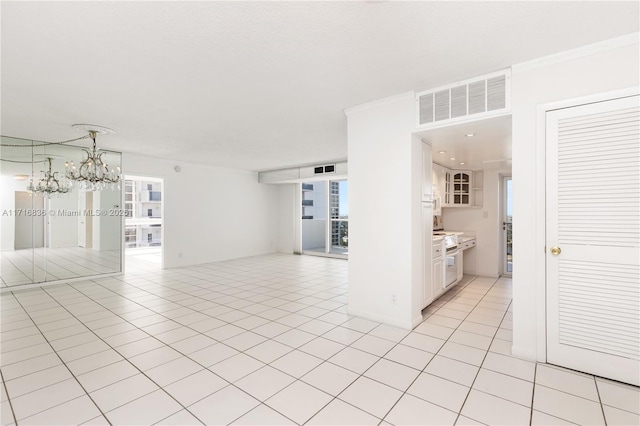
433 231 459 251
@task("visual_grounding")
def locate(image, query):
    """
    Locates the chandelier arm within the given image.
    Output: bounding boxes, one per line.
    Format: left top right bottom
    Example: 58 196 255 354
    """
67 139 121 187
28 158 70 196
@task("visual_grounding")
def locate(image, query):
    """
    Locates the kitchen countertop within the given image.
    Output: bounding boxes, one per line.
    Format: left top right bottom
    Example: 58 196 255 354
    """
439 231 475 239
433 231 476 244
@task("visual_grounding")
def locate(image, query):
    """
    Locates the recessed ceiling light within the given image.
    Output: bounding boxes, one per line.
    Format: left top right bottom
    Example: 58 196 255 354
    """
13 174 29 181
450 157 456 161
459 162 465 165
438 151 446 154
466 133 475 137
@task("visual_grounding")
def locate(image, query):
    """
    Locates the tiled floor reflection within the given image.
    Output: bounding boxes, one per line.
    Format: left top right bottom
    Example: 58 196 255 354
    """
1 254 638 425
1 248 120 287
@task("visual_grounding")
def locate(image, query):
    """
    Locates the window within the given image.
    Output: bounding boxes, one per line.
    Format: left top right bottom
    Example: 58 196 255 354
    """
147 209 153 217
124 179 135 218
148 233 152 243
147 184 153 190
125 227 137 248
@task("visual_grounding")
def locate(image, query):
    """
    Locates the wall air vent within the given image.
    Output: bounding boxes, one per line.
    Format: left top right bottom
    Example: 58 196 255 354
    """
417 69 511 127
258 161 347 184
314 164 336 175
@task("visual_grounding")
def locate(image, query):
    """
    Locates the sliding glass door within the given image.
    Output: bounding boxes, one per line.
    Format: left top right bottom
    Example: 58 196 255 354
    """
301 180 348 257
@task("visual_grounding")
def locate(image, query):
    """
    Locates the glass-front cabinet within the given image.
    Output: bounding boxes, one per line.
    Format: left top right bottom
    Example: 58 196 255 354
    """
452 171 472 206
434 165 479 208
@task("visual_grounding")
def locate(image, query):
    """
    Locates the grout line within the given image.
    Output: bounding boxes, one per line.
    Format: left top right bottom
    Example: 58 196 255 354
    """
2 247 120 287
1 257 535 426
39 258 352 425
529 363 538 426
0 369 19 426
8 290 113 425
441 277 514 426
340 275 492 424
38 286 213 425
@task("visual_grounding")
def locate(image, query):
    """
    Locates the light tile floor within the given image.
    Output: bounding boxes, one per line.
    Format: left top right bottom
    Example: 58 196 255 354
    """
1 253 638 425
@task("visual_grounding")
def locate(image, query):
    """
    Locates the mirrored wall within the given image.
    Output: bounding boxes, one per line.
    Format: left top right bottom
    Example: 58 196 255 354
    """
0 136 123 288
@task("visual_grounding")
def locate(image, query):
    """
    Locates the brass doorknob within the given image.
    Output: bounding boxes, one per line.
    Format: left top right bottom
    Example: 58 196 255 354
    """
550 246 561 255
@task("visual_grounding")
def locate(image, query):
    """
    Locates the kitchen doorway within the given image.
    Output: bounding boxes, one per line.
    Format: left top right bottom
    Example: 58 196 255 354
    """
501 175 513 276
124 175 163 271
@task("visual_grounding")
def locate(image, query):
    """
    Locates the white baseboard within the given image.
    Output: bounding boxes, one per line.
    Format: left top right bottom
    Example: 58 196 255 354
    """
347 307 415 330
511 344 538 362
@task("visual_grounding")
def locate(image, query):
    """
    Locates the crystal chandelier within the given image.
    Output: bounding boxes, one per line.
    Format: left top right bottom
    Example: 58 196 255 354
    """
27 157 71 196
66 127 122 190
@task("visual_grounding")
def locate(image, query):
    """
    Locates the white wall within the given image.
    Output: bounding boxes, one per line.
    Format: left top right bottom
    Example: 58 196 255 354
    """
122 153 280 268
443 168 510 278
276 184 296 254
346 92 425 329
511 38 640 360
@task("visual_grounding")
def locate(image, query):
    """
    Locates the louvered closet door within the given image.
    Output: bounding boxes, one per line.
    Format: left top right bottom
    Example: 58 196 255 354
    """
546 94 640 386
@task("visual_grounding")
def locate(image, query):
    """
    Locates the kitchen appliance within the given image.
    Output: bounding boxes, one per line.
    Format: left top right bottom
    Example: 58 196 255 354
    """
433 213 443 231
442 233 461 289
433 190 442 216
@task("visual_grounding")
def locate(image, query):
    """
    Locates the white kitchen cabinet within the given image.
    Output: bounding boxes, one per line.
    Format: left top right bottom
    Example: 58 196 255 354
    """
422 204 434 308
460 238 476 250
432 163 442 194
431 240 444 303
422 143 433 202
434 166 480 208
451 170 472 206
432 163 451 207
472 170 483 208
444 170 452 206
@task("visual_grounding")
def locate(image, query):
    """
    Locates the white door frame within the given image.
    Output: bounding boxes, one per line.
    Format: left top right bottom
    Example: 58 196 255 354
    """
534 86 639 363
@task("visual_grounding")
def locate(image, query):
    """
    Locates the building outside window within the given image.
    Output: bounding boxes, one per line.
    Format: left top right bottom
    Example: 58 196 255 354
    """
124 180 134 219
124 178 162 249
124 227 137 248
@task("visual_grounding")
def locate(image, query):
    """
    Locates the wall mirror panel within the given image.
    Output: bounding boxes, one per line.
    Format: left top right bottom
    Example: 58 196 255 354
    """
1 136 123 288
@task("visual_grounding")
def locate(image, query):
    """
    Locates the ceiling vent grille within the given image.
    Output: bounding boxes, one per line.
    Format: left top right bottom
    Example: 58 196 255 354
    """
417 69 511 127
314 164 336 175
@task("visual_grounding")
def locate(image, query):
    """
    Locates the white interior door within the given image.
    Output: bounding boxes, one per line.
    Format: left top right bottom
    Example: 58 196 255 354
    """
14 192 44 250
546 94 640 386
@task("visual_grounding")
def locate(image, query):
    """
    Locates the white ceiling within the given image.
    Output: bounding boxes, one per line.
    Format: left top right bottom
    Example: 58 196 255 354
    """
421 115 513 171
1 2 638 171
